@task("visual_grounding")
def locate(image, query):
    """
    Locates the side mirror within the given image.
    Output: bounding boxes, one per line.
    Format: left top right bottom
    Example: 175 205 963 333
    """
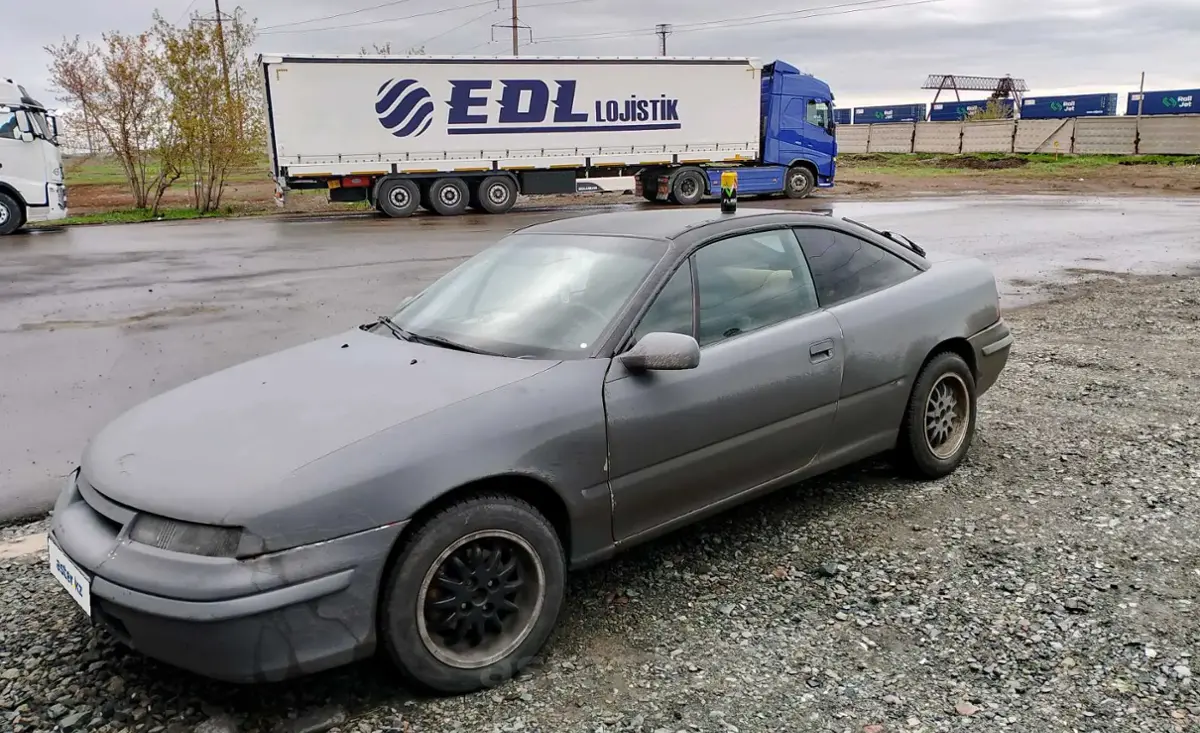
619 332 700 371
19 131 34 143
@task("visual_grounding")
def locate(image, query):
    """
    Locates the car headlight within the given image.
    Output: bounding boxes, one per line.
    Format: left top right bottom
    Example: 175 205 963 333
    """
129 514 258 558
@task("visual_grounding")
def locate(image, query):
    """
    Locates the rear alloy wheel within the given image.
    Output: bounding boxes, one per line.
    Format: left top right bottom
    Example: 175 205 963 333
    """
670 168 706 206
895 351 977 478
477 176 517 214
380 495 565 694
0 192 22 235
376 179 420 218
785 166 816 199
429 178 470 216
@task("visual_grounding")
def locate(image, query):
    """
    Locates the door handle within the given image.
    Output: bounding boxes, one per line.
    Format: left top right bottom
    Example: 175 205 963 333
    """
809 339 834 362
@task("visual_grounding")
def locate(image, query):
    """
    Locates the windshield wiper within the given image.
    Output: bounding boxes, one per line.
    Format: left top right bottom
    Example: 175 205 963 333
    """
368 315 415 342
407 331 502 357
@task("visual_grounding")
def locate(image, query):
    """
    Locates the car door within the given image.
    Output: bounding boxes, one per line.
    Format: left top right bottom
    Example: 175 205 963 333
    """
604 227 845 544
792 225 923 456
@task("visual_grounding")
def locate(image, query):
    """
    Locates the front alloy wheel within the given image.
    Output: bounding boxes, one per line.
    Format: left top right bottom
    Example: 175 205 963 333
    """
380 495 565 694
896 350 977 478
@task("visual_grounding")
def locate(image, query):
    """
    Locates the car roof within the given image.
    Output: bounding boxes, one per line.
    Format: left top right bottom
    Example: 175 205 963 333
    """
514 207 835 241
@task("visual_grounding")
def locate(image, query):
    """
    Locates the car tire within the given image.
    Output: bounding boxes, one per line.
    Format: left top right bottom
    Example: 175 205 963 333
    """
0 192 22 236
670 168 706 206
380 494 566 695
895 351 977 479
429 178 470 216
377 179 420 218
477 176 517 214
784 166 816 199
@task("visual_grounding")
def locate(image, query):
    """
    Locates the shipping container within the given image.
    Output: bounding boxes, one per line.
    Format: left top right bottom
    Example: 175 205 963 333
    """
1020 93 1118 119
833 107 852 125
1125 89 1200 116
852 103 926 124
928 98 1014 121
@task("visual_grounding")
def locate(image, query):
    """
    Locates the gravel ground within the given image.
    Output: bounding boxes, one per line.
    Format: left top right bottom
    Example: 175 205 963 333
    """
2 272 1198 733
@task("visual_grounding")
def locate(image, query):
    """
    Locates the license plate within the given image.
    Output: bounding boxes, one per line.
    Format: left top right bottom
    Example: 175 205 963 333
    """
48 539 91 617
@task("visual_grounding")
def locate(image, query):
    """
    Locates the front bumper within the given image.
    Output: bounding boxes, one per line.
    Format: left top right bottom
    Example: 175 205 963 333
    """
968 318 1013 396
49 470 407 683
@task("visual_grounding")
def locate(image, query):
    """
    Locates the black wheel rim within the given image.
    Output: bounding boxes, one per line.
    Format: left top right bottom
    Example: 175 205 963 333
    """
679 176 699 199
417 529 545 669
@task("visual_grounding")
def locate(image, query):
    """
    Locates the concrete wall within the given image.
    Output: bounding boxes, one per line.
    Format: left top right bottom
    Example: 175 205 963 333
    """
835 125 869 154
1136 115 1200 154
961 120 1016 153
839 116 1200 156
867 123 915 153
913 122 962 153
1073 117 1137 154
1014 119 1075 154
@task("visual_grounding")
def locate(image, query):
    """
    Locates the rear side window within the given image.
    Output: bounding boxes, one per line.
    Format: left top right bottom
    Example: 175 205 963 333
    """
794 227 918 307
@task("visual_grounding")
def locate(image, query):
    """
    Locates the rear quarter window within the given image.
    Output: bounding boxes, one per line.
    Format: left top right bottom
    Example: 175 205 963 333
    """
794 227 919 307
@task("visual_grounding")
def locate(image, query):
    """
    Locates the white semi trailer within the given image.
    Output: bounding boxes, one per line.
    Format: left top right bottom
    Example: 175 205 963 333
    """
258 54 838 217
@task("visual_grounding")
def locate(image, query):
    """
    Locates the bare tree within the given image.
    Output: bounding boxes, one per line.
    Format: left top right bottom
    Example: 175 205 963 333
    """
360 43 426 55
153 8 264 213
45 33 177 211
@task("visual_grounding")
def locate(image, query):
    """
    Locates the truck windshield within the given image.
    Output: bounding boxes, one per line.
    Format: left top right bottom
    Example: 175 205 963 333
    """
385 233 668 360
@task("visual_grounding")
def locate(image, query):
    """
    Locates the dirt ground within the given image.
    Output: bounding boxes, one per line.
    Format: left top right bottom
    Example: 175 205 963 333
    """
57 154 1200 217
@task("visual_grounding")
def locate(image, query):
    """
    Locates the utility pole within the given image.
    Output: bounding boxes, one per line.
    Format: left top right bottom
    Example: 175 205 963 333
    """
656 23 672 56
214 0 232 103
511 0 519 56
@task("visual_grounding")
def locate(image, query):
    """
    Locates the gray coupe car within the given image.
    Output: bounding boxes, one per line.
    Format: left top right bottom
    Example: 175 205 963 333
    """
48 207 1011 694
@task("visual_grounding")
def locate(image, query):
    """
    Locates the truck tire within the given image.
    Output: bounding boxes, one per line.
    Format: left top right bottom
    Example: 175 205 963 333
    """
419 184 435 212
429 178 470 216
785 166 816 199
670 169 706 206
0 192 22 235
638 171 661 203
377 179 421 218
477 176 517 214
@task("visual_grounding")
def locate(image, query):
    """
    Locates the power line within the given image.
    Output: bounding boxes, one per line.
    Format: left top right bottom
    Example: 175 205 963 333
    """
412 7 500 49
258 0 496 35
258 0 420 31
174 0 199 25
534 0 944 44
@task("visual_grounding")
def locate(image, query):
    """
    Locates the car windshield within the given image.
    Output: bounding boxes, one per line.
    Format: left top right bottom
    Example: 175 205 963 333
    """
387 233 668 359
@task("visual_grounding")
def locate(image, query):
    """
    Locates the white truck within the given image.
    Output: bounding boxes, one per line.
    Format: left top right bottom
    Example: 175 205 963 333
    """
258 54 837 217
0 78 66 235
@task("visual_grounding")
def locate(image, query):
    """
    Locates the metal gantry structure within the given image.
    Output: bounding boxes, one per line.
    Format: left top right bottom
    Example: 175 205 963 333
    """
922 74 1029 119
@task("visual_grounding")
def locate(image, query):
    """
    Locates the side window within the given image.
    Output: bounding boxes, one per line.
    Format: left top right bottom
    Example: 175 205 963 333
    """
807 100 831 128
632 264 694 343
796 228 918 307
0 112 20 140
693 229 819 347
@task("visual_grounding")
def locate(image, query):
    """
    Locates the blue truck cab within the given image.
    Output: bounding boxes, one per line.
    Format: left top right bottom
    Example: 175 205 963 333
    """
640 59 837 205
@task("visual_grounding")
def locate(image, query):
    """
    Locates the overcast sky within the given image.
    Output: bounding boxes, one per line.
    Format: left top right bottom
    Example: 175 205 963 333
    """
6 0 1198 109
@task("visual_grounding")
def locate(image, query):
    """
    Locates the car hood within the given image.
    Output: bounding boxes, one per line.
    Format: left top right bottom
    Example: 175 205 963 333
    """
81 328 557 522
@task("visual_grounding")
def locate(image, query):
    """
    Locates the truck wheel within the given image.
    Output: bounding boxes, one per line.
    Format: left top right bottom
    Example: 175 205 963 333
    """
785 166 816 199
0 193 22 235
379 494 566 694
671 169 706 206
429 178 469 216
638 171 661 203
377 179 420 218
419 184 435 212
477 176 517 214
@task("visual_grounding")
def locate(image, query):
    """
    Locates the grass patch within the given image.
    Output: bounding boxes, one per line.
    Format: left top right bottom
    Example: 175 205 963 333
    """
35 206 247 227
839 153 1200 177
63 154 270 187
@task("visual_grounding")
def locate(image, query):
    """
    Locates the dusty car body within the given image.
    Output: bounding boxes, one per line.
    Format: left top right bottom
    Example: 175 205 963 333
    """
48 208 1011 693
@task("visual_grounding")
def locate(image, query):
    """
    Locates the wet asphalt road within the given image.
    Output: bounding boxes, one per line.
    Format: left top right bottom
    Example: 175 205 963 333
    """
2 193 1199 522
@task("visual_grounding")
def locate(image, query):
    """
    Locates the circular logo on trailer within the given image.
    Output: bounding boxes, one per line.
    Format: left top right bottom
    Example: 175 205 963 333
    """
874 110 885 119
1164 96 1179 108
376 79 434 138
1049 101 1064 112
